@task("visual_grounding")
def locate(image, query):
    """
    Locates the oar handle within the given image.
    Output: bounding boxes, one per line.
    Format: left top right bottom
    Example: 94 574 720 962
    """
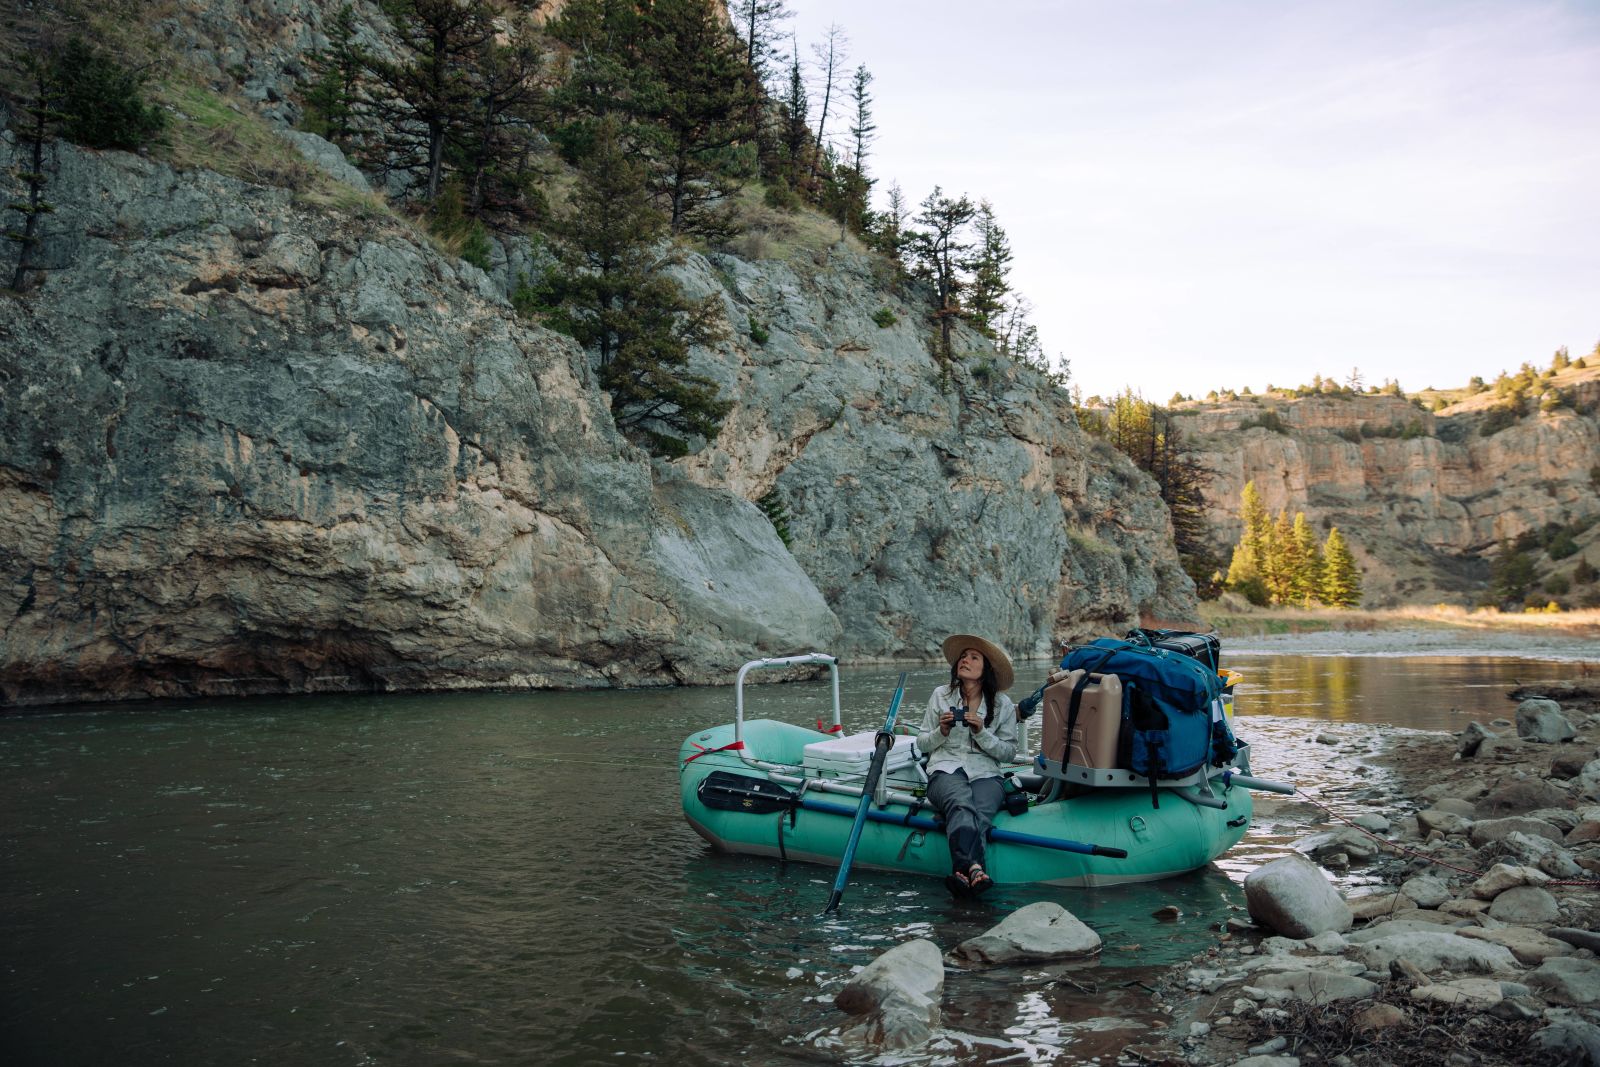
824 671 908 915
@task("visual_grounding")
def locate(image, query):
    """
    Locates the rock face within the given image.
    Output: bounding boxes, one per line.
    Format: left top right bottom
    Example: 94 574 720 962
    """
0 131 1193 705
1174 389 1600 606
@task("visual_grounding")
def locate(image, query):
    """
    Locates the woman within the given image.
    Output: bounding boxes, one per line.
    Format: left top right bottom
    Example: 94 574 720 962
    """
915 634 1019 896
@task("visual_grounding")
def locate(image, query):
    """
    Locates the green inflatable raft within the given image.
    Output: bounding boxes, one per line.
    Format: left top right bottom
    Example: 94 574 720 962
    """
678 654 1290 888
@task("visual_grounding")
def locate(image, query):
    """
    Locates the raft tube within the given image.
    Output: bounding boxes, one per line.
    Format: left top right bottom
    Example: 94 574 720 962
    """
679 718 1253 888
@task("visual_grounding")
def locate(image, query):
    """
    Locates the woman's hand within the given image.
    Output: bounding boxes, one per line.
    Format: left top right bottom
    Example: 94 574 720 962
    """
938 709 956 736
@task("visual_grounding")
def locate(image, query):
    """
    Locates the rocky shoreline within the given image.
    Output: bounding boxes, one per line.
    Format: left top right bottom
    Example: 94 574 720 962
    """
1141 679 1600 1067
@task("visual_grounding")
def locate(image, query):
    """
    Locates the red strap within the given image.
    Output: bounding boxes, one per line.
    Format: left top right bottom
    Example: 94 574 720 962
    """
683 740 745 765
815 720 843 734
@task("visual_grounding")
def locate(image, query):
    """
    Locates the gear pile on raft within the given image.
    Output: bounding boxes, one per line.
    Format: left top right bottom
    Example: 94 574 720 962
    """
678 630 1294 889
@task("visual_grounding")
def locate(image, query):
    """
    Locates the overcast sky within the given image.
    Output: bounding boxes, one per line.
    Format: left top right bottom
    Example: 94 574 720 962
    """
783 0 1600 401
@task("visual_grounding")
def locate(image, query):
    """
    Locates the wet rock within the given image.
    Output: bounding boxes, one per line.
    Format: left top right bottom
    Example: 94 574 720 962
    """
1410 977 1504 1010
1518 699 1577 743
1400 874 1451 908
1487 885 1561 924
1457 721 1497 757
1457 925 1575 964
1153 905 1181 922
1477 779 1572 817
1349 813 1390 833
951 901 1101 965
1352 930 1518 975
1352 1002 1410 1030
1527 958 1600 1007
1244 855 1352 939
1468 816 1566 848
835 937 944 1049
1296 830 1380 864
1532 1019 1600 1065
1251 969 1378 1003
1549 928 1600 954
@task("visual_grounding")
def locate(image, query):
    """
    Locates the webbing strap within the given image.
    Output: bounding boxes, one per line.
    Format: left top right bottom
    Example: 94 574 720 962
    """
683 740 745 765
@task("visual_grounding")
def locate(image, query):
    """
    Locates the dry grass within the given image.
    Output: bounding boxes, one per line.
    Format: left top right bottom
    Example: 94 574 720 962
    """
1200 601 1600 638
150 80 392 222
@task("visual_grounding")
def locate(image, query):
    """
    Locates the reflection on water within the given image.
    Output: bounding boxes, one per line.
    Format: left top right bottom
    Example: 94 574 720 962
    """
0 652 1588 1065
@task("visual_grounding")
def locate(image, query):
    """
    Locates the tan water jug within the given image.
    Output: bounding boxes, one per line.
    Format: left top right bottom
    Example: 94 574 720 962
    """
1041 670 1123 769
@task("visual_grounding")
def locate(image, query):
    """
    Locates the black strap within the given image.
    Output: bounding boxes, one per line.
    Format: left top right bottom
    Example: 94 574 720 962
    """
1061 670 1095 767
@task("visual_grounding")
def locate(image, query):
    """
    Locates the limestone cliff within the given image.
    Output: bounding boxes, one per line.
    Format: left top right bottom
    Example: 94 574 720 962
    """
1177 380 1600 606
0 132 1193 707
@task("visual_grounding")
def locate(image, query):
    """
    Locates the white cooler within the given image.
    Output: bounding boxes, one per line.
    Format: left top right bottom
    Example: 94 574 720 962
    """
801 730 919 779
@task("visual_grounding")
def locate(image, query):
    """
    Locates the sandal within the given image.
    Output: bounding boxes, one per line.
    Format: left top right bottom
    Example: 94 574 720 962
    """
966 864 993 895
944 869 972 897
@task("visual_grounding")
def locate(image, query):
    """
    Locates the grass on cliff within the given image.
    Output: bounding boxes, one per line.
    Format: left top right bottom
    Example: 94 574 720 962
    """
1200 599 1600 638
150 80 392 220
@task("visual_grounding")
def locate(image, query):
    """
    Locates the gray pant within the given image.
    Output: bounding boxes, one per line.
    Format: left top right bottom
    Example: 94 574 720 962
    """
927 769 1004 873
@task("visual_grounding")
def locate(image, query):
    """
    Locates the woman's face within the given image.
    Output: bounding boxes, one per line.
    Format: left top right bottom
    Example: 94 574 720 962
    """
955 648 987 683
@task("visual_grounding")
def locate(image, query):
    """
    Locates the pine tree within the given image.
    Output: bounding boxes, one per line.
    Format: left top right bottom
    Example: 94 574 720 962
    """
847 63 874 171
1320 527 1362 607
544 117 730 457
907 187 976 368
638 0 757 237
364 0 497 203
1290 513 1323 605
4 49 65 292
779 37 810 189
729 0 792 84
1225 481 1272 605
1264 510 1296 605
456 19 545 220
966 200 1011 339
302 3 367 146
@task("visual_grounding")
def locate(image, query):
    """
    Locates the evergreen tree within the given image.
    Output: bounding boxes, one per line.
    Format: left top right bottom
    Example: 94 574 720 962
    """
1320 527 1361 607
1264 510 1296 605
543 117 730 457
907 187 975 368
302 4 367 146
966 200 1011 339
3 48 65 292
364 0 497 203
846 63 875 171
870 180 909 265
779 37 810 188
455 19 545 221
729 0 792 84
638 0 758 237
1290 512 1323 606
1225 481 1270 603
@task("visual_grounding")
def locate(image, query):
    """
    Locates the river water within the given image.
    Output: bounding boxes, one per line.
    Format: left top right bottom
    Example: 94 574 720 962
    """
2 647 1592 1066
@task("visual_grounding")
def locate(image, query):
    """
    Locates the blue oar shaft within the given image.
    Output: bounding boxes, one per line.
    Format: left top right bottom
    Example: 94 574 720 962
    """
801 798 1126 858
824 672 907 914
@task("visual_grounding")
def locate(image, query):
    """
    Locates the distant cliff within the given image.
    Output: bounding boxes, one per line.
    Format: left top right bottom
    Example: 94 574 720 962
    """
1176 376 1600 606
0 129 1194 707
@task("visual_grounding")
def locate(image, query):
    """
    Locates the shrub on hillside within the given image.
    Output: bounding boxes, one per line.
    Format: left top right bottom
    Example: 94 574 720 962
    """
51 38 165 150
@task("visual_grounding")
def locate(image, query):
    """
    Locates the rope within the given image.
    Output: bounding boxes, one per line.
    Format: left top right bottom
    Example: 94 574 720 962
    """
1290 786 1600 887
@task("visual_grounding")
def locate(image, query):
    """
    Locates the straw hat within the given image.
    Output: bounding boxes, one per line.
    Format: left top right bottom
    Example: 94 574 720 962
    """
941 634 1015 692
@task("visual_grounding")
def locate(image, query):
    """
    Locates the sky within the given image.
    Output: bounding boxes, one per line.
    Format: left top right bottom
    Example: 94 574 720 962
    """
782 0 1600 402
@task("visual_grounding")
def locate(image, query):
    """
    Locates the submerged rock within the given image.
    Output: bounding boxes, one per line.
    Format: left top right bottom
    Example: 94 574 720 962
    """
834 937 944 1050
952 901 1102 965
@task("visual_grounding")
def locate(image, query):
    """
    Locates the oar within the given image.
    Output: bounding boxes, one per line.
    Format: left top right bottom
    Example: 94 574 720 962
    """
823 671 908 915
